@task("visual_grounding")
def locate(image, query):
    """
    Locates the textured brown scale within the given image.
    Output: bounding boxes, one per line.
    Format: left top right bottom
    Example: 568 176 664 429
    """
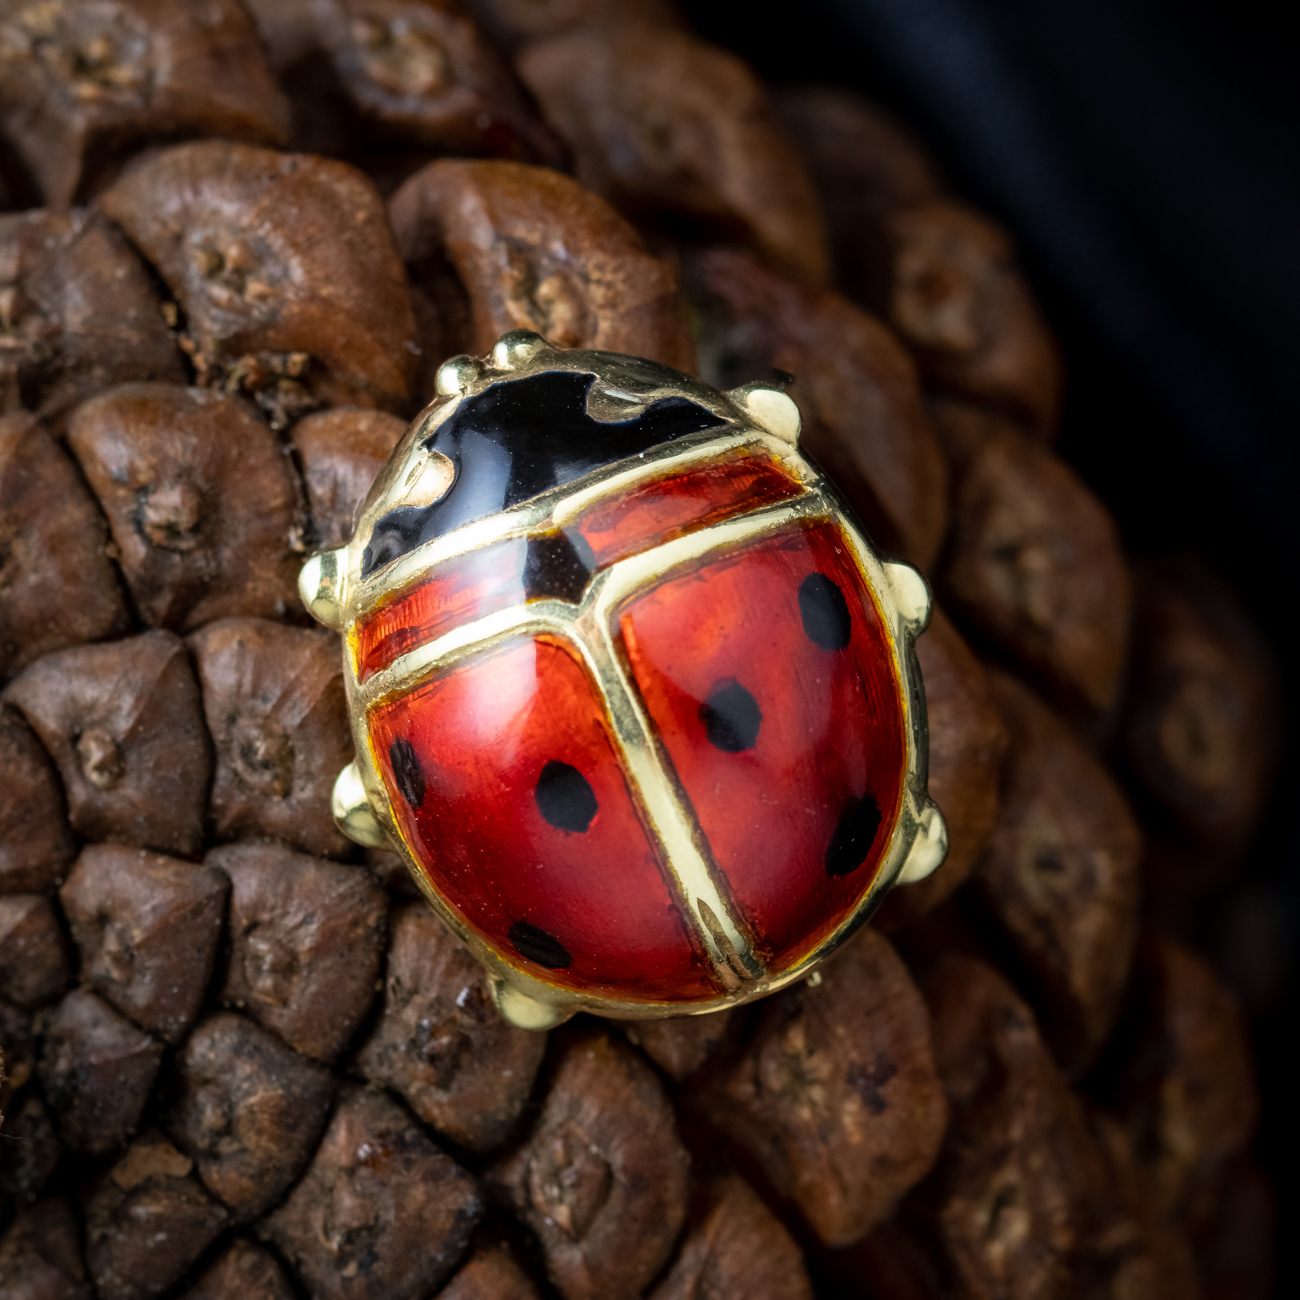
0 704 76 895
438 1243 542 1299
0 1087 63 1211
189 617 353 858
59 845 228 1042
464 0 684 52
815 1215 948 1300
688 928 948 1247
877 608 1007 930
776 89 1063 439
775 84 945 308
776 83 945 215
976 670 1142 1073
0 1198 92 1300
179 1238 297 1300
84 1129 228 1300
211 841 387 1063
390 158 697 392
0 894 71 1009
241 0 563 197
912 954 1133 1300
610 1007 735 1082
648 1174 814 1300
36 987 164 1155
3 631 210 855
490 1028 690 1300
162 1012 335 1220
517 27 830 284
1122 554 1282 907
1088 1111 1201 1300
260 1085 482 1300
1100 935 1259 1224
292 407 408 549
0 703 76 894
0 1003 50 1212
363 845 423 896
0 210 183 426
323 0 563 162
99 143 416 416
357 901 547 1151
935 398 1132 718
0 998 36 1098
686 245 949 571
66 385 302 630
0 411 130 681
0 0 290 208
239 0 333 74
886 201 1061 436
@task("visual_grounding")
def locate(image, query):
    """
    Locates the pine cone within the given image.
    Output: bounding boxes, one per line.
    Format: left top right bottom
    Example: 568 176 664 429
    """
0 5 1276 1298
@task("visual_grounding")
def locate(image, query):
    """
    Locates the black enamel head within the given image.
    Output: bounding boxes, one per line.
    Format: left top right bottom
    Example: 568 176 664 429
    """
361 368 726 579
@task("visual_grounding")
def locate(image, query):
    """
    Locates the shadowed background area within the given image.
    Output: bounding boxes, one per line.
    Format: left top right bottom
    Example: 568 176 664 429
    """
685 0 1299 1290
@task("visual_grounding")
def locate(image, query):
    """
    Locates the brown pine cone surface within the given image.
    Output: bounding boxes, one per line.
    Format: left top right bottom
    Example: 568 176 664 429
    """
0 7 1278 1300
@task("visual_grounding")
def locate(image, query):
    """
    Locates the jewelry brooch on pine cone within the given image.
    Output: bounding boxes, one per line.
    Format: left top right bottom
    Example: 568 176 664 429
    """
301 330 946 1028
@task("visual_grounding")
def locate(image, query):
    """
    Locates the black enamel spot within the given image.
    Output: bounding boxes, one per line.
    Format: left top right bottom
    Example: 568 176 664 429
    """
799 572 852 650
699 679 763 752
508 920 572 970
523 530 594 603
361 370 726 577
824 793 882 877
534 760 598 833
389 737 426 810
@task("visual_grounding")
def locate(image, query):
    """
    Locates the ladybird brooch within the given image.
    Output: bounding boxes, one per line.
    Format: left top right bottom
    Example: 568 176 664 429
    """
300 330 946 1028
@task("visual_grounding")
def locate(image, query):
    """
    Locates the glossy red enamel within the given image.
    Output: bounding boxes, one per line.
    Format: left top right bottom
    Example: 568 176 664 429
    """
353 454 801 685
572 452 801 567
368 634 719 1002
353 535 530 683
619 522 907 969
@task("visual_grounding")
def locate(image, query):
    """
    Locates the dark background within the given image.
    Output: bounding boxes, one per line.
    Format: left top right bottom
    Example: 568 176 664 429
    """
686 0 1299 1285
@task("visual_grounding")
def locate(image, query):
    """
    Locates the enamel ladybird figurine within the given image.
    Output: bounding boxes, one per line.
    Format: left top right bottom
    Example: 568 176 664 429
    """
300 330 946 1029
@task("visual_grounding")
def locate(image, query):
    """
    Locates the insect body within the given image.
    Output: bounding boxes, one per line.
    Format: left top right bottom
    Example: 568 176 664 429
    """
301 330 945 1028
